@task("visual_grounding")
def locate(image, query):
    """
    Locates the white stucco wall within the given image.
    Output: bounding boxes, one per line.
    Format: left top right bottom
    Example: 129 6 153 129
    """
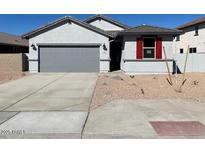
123 61 173 74
121 35 174 74
27 21 110 73
89 19 125 31
173 23 205 72
174 23 205 54
175 53 205 72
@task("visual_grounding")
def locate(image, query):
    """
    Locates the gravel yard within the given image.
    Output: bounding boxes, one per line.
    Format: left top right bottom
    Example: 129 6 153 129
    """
90 72 205 110
0 72 28 85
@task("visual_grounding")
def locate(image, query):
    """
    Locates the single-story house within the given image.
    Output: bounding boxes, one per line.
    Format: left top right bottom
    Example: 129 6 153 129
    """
174 16 205 72
22 15 182 74
0 32 28 72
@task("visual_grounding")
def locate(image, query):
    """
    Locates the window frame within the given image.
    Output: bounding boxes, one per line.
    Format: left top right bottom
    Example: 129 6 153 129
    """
142 37 156 59
189 47 197 53
194 26 199 36
193 47 197 53
176 35 180 41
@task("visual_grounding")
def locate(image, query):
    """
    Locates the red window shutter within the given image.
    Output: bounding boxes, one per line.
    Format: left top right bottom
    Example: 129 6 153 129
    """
156 37 162 59
136 38 143 59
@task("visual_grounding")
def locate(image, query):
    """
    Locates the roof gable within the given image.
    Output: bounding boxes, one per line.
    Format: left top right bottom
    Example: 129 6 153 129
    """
84 15 130 30
22 16 114 39
119 25 182 35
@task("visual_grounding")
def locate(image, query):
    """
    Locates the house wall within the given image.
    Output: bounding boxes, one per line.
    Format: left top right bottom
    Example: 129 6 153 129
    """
89 19 125 31
175 53 205 72
174 23 205 54
0 53 23 72
121 35 173 74
27 21 110 73
174 23 205 72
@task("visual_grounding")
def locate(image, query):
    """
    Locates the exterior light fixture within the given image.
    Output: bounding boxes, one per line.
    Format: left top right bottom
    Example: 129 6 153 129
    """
103 43 107 51
31 44 37 51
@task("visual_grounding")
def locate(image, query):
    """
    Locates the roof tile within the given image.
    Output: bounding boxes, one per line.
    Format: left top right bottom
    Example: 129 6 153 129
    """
119 25 182 35
0 32 28 47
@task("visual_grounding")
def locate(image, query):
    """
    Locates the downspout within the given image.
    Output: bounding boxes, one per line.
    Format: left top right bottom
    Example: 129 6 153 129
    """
174 36 178 85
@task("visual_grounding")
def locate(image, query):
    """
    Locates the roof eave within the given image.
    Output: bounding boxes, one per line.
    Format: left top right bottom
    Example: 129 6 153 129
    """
176 20 205 30
22 17 114 39
22 17 68 39
118 31 183 36
177 25 197 30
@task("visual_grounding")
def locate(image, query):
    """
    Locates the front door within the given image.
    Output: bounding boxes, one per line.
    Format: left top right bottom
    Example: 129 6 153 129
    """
110 42 122 71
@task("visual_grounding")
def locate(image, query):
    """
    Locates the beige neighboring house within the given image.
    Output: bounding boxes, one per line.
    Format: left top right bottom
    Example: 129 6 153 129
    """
174 17 205 72
0 32 28 73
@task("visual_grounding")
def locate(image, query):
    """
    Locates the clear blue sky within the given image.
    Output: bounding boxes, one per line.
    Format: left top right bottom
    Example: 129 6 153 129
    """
0 14 204 35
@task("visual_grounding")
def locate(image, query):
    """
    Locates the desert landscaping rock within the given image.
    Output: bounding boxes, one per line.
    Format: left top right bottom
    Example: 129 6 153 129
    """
111 75 124 81
91 73 205 110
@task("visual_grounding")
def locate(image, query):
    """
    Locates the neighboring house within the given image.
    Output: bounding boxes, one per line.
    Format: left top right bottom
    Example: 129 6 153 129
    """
174 16 205 72
22 15 181 74
0 32 28 72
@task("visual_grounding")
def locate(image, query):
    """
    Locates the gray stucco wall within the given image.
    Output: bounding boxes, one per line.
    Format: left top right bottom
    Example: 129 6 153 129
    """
27 21 110 73
121 35 174 74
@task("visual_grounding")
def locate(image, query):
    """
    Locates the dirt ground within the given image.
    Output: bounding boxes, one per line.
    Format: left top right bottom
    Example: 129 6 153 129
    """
0 72 28 85
91 72 205 110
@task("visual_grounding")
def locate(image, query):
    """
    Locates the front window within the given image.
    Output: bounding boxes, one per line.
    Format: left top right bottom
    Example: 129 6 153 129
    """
143 38 155 59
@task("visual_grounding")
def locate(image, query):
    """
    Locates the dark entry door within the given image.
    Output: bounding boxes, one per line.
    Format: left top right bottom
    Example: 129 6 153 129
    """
110 42 122 71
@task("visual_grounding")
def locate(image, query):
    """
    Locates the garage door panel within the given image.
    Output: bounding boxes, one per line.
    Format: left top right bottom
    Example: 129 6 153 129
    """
39 46 99 72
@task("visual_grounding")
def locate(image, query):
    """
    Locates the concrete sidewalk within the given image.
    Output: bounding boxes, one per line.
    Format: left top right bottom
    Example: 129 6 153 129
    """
0 73 97 138
83 99 205 139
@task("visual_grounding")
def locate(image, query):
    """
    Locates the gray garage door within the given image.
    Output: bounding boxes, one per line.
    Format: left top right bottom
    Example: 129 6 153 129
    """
39 46 99 72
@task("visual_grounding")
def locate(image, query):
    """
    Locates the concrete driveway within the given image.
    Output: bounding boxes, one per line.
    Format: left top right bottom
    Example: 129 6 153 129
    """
0 73 97 138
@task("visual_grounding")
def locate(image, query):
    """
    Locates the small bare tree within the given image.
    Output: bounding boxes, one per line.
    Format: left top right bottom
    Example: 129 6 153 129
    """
164 45 189 92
